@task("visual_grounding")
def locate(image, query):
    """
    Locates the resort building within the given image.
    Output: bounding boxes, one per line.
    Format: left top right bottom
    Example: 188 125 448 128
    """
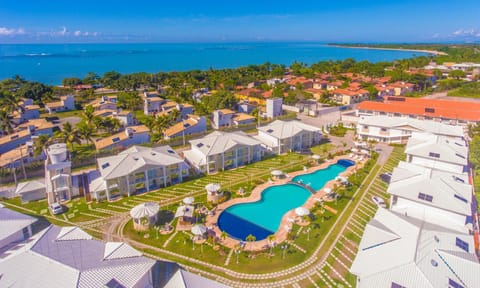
212 109 235 129
164 268 229 288
211 109 255 129
45 143 75 204
11 98 40 124
94 125 150 150
388 161 475 233
332 88 370 105
0 119 54 154
255 120 322 154
357 96 480 125
237 101 256 114
0 225 156 288
266 97 283 119
183 131 263 174
143 91 166 115
0 142 42 170
88 95 117 111
350 208 480 288
113 110 134 127
14 179 46 203
405 133 468 174
45 94 75 114
0 203 36 249
357 115 465 144
90 145 189 201
164 115 206 140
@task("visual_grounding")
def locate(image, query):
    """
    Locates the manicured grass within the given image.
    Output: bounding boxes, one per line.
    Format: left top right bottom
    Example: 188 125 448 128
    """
40 109 82 118
447 82 480 98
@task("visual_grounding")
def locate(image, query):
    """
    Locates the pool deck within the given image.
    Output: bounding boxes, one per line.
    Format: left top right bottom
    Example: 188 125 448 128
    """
205 155 364 251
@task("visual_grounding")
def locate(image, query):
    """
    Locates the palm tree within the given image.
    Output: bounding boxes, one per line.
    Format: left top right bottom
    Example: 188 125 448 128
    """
33 134 52 157
168 108 181 124
267 234 276 255
76 121 95 145
55 122 81 150
82 105 98 128
220 231 228 242
245 234 256 254
0 110 14 135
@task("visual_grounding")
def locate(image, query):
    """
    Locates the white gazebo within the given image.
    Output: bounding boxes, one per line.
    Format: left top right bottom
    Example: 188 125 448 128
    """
206 183 223 203
271 170 284 179
295 207 310 217
183 196 195 205
191 224 207 240
130 202 160 231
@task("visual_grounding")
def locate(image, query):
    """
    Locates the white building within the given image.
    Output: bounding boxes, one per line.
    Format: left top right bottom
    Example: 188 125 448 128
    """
255 120 322 154
95 125 150 150
45 94 75 114
266 98 283 118
388 161 475 233
405 133 468 174
0 204 36 249
350 208 480 288
164 268 229 288
357 115 465 144
90 145 189 201
183 131 263 174
14 179 46 203
164 115 207 140
0 225 156 288
45 143 75 205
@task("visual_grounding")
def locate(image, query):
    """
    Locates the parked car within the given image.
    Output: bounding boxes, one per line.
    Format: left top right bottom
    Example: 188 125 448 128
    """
379 172 392 183
49 202 64 215
371 196 387 208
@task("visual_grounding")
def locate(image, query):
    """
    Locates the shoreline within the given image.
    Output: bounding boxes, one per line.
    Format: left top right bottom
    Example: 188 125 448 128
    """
329 44 448 56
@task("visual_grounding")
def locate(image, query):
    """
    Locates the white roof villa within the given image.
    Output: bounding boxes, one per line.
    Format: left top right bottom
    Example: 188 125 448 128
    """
90 145 189 201
183 131 263 174
0 225 156 288
405 133 468 174
255 120 322 154
388 161 475 233
350 208 480 288
0 204 37 249
357 115 465 144
164 268 230 288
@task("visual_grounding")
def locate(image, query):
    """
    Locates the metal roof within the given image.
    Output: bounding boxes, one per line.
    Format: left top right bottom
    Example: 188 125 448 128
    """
0 205 37 242
257 120 320 140
188 131 261 157
405 133 468 166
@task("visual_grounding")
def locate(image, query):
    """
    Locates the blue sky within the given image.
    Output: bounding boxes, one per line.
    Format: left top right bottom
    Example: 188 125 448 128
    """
1 0 479 43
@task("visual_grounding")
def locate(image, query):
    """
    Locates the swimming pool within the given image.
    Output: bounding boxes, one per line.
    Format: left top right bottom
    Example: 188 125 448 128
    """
218 160 354 241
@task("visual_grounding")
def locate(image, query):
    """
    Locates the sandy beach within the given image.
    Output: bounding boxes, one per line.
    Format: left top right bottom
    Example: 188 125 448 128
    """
330 44 448 56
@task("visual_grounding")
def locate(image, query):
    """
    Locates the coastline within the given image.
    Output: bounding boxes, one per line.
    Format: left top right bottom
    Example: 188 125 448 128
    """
329 44 448 56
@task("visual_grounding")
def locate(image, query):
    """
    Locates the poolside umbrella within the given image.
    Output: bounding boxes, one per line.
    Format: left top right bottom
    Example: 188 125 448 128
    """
324 187 332 194
351 148 358 153
295 207 310 217
271 170 283 177
205 183 221 193
129 202 160 219
183 196 195 205
191 224 207 236
311 154 321 160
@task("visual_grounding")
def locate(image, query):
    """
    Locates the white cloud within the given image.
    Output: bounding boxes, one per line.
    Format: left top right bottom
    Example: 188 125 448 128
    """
0 27 26 36
452 28 480 37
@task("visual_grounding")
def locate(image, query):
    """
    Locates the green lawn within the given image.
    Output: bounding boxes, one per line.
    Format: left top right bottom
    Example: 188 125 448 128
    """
447 82 480 98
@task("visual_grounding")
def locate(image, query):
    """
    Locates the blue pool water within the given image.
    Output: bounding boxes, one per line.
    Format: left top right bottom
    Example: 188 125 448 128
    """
218 160 354 240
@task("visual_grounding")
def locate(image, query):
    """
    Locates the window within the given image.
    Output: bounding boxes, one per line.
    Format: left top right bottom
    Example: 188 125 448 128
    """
449 278 464 288
380 128 388 132
455 237 469 252
196 143 204 148
391 282 406 288
452 176 465 183
112 137 120 143
455 153 465 159
428 152 440 158
418 193 433 202
454 194 468 203
267 129 274 133
101 163 110 169
425 107 435 113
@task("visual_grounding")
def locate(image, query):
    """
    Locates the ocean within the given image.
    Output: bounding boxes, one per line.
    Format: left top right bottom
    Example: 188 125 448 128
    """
0 43 428 85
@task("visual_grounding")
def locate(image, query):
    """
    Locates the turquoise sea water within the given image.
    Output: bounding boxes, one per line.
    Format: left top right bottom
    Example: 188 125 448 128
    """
218 161 349 240
0 43 429 84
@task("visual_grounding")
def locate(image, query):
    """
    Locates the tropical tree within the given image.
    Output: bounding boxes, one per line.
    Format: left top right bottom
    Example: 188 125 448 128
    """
245 234 256 254
76 121 96 145
33 134 53 157
98 117 122 134
267 234 276 255
0 110 14 135
54 122 81 150
220 231 228 242
82 105 98 128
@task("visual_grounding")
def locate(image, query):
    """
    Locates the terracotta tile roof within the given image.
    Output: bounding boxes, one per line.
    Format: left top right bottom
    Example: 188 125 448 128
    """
45 101 64 108
117 110 131 116
95 125 149 150
93 109 116 117
17 119 54 131
217 109 235 115
164 116 200 137
0 130 30 146
0 145 29 167
25 105 40 110
333 89 368 96
237 88 262 96
358 98 480 121
232 113 255 122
